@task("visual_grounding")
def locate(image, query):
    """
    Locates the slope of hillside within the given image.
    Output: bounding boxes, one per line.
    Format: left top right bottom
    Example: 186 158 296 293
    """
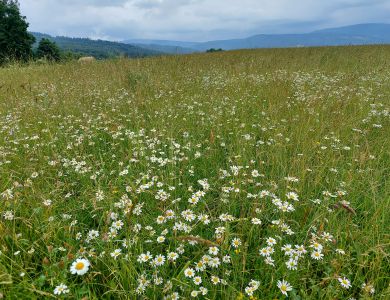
127 43 197 54
31 32 162 58
127 23 390 51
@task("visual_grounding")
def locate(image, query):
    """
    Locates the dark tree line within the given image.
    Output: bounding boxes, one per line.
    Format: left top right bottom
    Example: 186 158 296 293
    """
206 48 224 53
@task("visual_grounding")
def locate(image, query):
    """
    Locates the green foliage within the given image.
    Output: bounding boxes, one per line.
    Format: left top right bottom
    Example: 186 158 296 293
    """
36 38 61 61
206 48 224 53
32 32 163 59
0 0 35 64
60 50 82 61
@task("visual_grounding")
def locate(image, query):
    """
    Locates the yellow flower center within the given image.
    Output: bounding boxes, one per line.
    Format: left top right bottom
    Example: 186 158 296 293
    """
75 262 85 270
281 285 287 291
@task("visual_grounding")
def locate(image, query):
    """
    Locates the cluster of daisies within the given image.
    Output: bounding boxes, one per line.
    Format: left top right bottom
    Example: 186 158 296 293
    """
1 65 387 299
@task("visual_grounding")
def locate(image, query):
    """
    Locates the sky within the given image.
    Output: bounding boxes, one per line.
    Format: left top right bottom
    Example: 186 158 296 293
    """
20 0 390 42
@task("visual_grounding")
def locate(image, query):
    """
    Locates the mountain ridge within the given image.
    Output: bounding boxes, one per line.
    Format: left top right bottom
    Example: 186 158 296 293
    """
33 23 390 57
122 23 390 52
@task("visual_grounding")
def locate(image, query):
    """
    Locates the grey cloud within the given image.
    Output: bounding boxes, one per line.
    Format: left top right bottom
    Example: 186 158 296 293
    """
20 0 390 41
59 0 128 6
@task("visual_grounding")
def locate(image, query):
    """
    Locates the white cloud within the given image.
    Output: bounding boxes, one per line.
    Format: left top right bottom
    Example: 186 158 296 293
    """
19 0 390 41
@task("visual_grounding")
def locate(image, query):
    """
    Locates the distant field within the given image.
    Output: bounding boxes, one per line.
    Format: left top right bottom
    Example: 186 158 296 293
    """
0 46 389 299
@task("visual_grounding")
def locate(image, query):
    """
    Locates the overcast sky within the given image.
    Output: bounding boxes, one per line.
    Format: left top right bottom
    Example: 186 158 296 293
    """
20 0 390 42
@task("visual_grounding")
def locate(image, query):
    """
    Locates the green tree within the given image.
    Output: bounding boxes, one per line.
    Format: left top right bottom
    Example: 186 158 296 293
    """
36 38 61 61
0 0 35 64
206 48 224 53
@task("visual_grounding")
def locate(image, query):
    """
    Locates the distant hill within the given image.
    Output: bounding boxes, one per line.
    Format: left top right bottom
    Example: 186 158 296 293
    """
32 24 390 58
123 39 199 48
126 43 196 55
124 23 390 52
122 39 198 54
31 32 162 59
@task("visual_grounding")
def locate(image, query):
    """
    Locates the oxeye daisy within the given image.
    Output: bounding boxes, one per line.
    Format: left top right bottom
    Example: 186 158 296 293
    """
156 215 165 224
231 238 242 248
259 247 270 257
211 275 220 285
295 245 307 255
362 283 375 295
112 219 124 230
266 237 277 246
208 246 219 255
190 290 199 297
338 277 351 289
110 248 122 259
264 256 275 266
195 260 206 271
184 267 195 278
311 250 324 260
245 286 255 296
70 258 90 275
199 287 208 295
154 254 166 266
277 279 292 296
157 235 165 243
310 242 323 251
208 257 220 268
222 255 231 263
281 244 293 256
167 252 179 262
193 276 202 285
286 258 298 270
137 252 152 263
53 283 69 295
251 217 262 225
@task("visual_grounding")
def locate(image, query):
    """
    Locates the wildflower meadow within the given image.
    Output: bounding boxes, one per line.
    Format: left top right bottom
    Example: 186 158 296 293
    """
0 46 389 299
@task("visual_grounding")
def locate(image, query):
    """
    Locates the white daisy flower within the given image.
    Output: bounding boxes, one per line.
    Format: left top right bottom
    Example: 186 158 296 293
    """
184 267 195 278
338 277 351 289
53 283 70 295
70 258 90 275
193 276 202 285
277 279 292 296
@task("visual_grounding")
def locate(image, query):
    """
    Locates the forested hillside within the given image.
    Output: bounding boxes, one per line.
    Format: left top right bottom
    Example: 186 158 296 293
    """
31 32 162 59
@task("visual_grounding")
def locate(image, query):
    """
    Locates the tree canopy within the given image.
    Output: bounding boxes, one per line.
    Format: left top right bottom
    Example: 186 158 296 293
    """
0 0 35 63
36 38 61 61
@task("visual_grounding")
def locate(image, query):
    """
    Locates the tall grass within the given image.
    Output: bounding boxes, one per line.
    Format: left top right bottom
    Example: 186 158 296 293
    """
0 45 389 299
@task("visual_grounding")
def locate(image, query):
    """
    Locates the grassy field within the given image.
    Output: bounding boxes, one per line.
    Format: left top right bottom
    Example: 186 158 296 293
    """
0 46 389 299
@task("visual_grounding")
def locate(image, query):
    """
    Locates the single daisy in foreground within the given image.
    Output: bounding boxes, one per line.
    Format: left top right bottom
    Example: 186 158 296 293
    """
277 279 292 296
70 258 90 275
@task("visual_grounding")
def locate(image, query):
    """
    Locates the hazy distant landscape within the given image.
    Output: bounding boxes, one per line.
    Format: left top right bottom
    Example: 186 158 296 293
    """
31 23 390 57
124 23 390 51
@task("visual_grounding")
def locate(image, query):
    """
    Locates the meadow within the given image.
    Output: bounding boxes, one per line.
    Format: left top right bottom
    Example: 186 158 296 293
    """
0 46 389 299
